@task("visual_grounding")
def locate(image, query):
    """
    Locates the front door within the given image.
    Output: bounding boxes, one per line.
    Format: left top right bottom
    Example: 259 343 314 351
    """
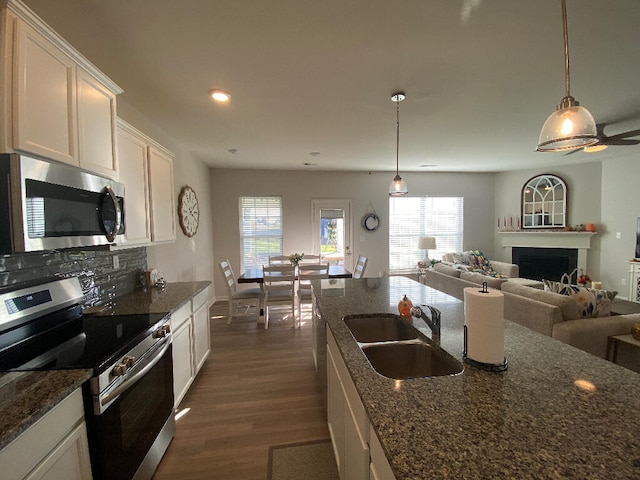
311 199 353 271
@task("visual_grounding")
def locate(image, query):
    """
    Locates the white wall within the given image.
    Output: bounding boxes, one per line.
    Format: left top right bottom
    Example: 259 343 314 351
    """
493 161 602 279
211 169 495 300
117 99 216 285
600 154 640 298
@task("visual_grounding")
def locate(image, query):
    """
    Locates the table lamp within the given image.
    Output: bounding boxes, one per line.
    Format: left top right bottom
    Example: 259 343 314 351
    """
418 236 437 266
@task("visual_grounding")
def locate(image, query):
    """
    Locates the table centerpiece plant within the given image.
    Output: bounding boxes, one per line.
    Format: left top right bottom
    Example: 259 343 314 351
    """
289 253 304 267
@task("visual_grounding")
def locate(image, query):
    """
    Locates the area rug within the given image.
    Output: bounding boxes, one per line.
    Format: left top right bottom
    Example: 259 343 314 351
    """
268 439 339 480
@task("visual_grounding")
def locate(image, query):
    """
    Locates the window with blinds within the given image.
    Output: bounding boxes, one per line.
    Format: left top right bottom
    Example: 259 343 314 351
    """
239 196 283 270
389 196 463 272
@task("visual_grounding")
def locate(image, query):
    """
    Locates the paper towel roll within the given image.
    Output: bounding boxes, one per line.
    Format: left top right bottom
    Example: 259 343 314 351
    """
464 287 505 366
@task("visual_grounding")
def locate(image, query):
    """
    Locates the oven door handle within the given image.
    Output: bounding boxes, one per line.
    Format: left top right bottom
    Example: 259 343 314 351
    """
100 337 171 408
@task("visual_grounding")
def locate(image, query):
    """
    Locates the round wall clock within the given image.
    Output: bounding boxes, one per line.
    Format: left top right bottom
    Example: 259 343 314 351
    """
361 213 380 232
178 185 199 237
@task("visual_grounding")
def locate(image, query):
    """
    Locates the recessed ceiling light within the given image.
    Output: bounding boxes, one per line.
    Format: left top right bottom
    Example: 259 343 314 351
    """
209 89 231 102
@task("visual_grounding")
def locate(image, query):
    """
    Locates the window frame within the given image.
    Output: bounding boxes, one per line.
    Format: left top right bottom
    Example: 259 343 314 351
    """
239 196 283 271
388 196 463 273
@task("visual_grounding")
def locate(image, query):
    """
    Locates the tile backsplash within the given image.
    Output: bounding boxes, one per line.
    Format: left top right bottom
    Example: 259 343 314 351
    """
0 247 147 307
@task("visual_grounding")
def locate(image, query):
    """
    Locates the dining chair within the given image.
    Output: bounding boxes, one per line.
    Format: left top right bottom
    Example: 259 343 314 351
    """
353 255 368 279
297 262 329 321
268 255 290 265
299 254 321 264
219 260 262 325
262 264 296 328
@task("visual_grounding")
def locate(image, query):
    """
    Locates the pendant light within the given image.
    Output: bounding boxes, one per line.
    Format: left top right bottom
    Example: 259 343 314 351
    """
536 0 598 152
389 92 408 196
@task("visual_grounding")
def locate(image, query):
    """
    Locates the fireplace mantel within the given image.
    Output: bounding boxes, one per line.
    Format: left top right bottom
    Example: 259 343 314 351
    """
499 231 595 273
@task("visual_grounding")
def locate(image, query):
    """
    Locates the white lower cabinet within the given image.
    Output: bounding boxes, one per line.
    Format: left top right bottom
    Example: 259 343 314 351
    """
171 287 212 407
369 428 396 480
171 303 194 407
0 388 92 480
192 290 211 373
327 329 373 480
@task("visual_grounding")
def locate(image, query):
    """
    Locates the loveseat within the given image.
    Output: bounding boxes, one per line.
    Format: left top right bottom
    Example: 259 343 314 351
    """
421 255 640 359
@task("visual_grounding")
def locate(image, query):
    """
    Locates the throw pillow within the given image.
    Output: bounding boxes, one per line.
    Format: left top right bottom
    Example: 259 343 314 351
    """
544 280 613 318
452 251 472 266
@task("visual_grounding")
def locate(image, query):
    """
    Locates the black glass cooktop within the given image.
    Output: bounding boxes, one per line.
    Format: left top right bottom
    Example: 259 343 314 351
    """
0 308 169 374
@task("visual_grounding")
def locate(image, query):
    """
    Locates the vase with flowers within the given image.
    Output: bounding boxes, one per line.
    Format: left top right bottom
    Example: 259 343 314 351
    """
288 253 304 267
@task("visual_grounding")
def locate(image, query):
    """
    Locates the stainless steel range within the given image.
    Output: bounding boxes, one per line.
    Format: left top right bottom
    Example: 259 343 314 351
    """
0 277 175 480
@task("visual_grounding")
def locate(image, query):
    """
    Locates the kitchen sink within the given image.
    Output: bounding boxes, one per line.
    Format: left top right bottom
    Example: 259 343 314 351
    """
343 313 419 343
343 312 463 379
361 341 463 379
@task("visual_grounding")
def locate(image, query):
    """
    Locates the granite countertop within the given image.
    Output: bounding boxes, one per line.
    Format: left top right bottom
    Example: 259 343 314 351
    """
0 280 211 453
315 276 640 479
91 280 211 316
0 369 92 450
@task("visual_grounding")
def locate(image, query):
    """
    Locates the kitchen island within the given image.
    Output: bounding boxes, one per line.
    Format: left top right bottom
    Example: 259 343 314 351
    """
315 276 640 479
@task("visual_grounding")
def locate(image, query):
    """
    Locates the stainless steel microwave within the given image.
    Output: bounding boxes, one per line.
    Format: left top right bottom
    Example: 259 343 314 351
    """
0 154 126 254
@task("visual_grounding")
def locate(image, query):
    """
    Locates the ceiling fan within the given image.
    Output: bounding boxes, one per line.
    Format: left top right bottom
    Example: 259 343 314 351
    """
567 122 640 154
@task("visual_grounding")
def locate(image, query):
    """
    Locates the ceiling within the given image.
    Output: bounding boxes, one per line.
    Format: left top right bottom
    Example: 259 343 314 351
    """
22 0 640 173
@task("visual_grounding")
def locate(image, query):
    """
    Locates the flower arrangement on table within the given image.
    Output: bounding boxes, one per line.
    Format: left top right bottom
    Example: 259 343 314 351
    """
288 253 304 267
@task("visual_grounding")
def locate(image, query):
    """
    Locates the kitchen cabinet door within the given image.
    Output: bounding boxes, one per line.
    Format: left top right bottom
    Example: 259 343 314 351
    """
192 289 211 373
148 146 176 243
369 430 396 480
0 388 92 480
77 67 117 178
172 318 194 407
14 19 77 165
328 329 370 480
116 120 151 245
327 345 346 477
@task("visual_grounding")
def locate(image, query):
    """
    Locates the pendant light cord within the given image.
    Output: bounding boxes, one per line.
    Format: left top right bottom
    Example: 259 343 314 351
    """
562 0 571 99
396 99 400 175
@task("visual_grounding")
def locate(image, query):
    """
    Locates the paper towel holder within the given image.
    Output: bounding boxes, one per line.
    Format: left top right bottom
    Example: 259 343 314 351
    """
463 281 508 372
463 334 508 372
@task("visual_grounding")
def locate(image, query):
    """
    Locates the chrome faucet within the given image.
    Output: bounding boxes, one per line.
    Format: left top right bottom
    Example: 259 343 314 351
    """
411 305 441 343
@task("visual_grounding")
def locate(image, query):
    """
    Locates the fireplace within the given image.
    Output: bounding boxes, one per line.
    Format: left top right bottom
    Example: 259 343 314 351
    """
512 247 578 282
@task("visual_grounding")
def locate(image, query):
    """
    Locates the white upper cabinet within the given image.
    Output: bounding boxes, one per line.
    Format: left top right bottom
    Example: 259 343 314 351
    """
77 67 117 178
13 19 77 164
148 145 176 243
116 119 151 246
115 118 175 247
1 0 122 177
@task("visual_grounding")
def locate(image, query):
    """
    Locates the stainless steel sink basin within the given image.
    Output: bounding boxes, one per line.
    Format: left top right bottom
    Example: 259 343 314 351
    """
361 342 463 379
343 314 418 343
343 313 463 379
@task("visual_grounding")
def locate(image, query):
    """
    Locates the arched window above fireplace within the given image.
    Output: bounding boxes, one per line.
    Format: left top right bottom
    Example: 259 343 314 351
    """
521 174 567 229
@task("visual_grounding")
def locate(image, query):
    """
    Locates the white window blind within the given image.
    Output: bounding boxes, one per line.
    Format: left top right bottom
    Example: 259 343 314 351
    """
239 196 283 270
389 197 463 272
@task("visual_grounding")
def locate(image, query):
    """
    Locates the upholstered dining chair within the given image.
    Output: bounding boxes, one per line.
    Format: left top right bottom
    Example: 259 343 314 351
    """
262 264 296 328
219 260 262 325
353 255 368 279
297 262 329 321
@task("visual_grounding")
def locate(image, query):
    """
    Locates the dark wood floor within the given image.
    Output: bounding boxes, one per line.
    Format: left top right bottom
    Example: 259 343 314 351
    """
152 302 329 480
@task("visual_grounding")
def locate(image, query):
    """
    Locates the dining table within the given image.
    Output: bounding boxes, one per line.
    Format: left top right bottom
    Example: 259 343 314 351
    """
237 264 352 283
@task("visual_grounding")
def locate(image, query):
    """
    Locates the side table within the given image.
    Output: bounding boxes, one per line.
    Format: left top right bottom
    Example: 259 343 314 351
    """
610 298 640 316
607 334 640 372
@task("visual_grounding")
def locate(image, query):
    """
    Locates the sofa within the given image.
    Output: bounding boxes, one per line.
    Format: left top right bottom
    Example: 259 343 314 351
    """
421 257 640 359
